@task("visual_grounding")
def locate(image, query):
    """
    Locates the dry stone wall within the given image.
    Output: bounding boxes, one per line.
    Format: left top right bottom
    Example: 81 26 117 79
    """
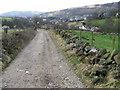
54 29 120 85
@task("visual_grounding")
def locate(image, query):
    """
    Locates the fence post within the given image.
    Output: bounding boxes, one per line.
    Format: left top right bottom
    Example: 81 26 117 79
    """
118 35 120 51
112 37 115 50
4 28 8 34
91 31 94 45
80 30 82 40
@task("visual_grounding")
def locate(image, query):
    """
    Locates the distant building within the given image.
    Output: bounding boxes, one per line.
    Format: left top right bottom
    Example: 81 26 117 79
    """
116 13 120 18
43 19 47 22
79 25 100 32
79 25 90 30
2 25 9 30
90 27 100 32
84 17 87 20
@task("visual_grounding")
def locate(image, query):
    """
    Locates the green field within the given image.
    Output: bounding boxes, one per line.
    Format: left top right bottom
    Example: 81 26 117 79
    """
68 30 119 51
87 18 120 26
2 17 12 21
67 21 82 27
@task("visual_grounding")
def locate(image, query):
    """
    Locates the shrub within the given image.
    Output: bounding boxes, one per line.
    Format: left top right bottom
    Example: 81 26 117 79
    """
2 30 36 69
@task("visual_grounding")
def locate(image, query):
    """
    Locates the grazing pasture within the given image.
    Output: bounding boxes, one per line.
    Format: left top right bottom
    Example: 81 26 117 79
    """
67 30 119 51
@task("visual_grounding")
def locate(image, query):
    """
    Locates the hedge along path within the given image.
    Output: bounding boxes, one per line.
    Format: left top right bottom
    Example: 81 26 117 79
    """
1 29 84 88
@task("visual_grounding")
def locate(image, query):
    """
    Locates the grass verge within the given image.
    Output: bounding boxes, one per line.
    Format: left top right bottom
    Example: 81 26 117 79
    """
48 30 120 88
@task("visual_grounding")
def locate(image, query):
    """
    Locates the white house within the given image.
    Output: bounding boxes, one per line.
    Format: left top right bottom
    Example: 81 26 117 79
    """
2 25 9 30
90 27 100 32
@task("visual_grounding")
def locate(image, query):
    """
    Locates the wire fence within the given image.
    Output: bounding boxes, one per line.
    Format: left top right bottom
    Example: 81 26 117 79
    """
68 29 119 51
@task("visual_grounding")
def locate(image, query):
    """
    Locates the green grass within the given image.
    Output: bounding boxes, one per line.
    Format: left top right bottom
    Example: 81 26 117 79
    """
50 30 120 88
68 21 82 27
69 55 79 65
2 17 12 21
87 18 120 26
68 30 119 51
88 19 105 25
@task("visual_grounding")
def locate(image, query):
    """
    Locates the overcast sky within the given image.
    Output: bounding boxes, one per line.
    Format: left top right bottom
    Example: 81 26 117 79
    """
0 0 119 14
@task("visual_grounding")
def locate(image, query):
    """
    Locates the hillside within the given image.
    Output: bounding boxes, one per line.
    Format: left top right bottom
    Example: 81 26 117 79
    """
42 2 119 18
0 11 44 17
0 2 119 18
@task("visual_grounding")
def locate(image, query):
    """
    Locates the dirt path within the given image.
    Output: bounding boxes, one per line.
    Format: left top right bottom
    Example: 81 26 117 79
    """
2 30 84 88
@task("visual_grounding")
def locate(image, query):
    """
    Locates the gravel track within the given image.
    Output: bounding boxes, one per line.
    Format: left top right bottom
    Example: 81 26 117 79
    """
2 30 84 88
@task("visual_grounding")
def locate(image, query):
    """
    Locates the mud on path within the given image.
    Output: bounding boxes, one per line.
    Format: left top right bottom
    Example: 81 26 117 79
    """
2 30 84 88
